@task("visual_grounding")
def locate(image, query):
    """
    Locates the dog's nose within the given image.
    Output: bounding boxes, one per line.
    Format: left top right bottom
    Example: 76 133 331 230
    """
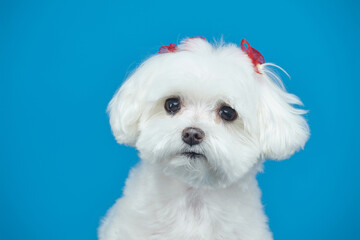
182 127 205 146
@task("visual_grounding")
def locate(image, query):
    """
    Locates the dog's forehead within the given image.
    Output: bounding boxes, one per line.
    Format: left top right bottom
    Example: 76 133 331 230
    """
142 50 259 106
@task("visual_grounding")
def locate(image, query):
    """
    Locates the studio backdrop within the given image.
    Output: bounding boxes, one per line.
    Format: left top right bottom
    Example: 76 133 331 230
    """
1 0 359 239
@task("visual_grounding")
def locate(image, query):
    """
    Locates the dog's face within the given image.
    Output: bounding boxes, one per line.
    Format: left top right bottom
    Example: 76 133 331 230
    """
108 38 309 188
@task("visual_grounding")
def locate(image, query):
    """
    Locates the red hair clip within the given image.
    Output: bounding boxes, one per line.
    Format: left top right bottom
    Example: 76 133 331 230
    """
240 39 265 74
158 43 177 54
188 36 206 40
158 37 206 54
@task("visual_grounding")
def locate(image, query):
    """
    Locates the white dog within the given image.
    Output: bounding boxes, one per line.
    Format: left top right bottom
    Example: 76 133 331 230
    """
98 37 309 240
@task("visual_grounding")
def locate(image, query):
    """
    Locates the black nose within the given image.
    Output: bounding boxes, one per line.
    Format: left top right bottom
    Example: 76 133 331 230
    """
182 127 205 146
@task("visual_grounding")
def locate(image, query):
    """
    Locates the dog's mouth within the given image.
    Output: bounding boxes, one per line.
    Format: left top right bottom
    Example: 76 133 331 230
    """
181 151 206 159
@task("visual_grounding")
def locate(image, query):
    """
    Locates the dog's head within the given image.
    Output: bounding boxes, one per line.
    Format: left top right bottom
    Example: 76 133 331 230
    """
107 38 309 188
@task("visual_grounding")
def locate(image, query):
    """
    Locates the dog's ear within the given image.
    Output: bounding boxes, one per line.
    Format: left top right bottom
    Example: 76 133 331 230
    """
257 73 310 160
107 74 142 146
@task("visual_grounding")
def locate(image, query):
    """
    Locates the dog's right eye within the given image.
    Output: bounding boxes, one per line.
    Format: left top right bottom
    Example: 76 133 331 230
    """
164 98 181 114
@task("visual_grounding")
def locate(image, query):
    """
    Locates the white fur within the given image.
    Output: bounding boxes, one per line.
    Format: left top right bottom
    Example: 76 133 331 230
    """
99 38 310 240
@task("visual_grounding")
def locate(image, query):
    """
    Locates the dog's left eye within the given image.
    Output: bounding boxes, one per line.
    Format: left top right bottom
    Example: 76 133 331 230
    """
165 98 181 114
219 105 237 121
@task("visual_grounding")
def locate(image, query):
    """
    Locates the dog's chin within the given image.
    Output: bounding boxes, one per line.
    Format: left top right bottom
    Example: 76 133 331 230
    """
159 152 234 189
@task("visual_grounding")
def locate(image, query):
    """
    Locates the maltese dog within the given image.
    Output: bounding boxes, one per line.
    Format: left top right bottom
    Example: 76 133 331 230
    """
98 37 309 240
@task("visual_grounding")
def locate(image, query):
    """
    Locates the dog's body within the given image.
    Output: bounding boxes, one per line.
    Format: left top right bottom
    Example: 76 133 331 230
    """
98 38 309 240
98 162 272 240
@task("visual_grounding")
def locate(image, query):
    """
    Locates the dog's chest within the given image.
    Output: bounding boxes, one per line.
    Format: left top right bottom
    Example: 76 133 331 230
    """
148 189 240 240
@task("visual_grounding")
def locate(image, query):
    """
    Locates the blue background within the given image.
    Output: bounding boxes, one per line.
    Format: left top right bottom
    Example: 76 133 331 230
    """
1 0 359 239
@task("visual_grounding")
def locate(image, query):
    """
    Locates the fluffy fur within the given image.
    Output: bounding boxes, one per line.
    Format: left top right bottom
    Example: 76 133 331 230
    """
98 38 309 240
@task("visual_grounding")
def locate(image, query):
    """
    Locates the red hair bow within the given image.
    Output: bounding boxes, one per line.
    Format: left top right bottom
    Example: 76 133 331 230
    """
158 37 206 54
188 36 206 40
240 39 265 73
158 43 177 54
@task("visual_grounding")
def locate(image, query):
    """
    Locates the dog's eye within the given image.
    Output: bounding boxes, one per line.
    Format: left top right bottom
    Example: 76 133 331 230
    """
165 98 181 114
219 105 237 121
